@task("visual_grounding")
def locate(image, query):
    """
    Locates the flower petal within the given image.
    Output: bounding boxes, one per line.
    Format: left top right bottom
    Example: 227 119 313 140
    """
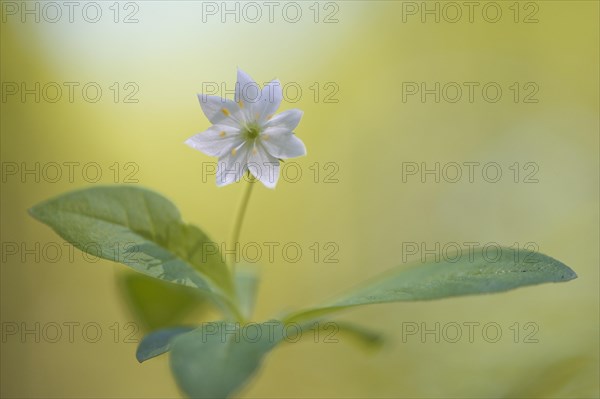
253 80 283 123
260 127 307 159
185 125 243 157
236 68 261 106
266 109 303 131
197 95 242 127
247 142 280 188
216 141 252 187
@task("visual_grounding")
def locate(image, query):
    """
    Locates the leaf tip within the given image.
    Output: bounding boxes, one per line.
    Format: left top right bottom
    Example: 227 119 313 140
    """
27 199 49 222
27 205 39 219
561 266 578 281
135 350 147 363
543 253 577 282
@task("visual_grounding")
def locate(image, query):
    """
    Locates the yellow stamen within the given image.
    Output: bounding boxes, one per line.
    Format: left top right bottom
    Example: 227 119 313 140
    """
219 131 226 138
267 114 273 120
231 148 237 155
237 100 244 109
221 108 230 116
252 148 257 155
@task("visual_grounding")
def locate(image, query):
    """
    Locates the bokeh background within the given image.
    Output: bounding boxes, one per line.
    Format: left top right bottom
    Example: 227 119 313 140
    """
1 1 598 398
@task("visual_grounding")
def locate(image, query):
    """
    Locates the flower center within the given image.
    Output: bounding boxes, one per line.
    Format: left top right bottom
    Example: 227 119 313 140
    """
243 123 261 140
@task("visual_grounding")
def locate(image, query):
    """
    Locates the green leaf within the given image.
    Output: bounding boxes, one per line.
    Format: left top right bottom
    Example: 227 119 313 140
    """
137 326 196 363
118 271 211 332
170 321 284 399
330 321 385 350
284 248 576 324
288 320 384 350
29 186 238 316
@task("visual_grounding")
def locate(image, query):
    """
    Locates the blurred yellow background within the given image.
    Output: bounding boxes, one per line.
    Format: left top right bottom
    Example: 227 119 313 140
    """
1 1 598 398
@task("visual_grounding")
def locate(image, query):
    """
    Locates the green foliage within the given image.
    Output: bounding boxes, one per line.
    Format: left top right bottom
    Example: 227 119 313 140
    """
328 321 385 350
118 272 210 332
283 248 576 324
234 266 260 319
29 186 240 319
29 186 578 399
136 327 196 363
170 322 283 399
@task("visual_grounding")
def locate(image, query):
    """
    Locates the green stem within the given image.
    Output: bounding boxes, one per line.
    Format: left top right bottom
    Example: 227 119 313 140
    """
228 173 256 275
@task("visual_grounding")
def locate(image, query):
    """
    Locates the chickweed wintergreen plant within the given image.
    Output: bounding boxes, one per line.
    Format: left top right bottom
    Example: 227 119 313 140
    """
29 69 577 399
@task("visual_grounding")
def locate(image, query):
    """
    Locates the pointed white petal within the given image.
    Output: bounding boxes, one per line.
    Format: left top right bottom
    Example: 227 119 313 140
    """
216 141 251 187
266 109 303 130
260 127 307 159
185 125 243 157
252 80 282 123
197 94 242 127
236 68 261 106
247 142 280 188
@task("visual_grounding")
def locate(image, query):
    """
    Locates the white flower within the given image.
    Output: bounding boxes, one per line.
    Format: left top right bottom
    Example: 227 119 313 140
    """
185 68 307 188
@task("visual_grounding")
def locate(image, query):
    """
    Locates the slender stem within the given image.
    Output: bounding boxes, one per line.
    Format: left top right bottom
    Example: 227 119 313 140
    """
228 173 256 274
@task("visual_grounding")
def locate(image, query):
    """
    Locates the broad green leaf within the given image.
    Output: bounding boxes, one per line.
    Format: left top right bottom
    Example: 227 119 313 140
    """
170 321 284 399
136 326 196 363
284 248 576 324
118 271 211 331
29 186 238 316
